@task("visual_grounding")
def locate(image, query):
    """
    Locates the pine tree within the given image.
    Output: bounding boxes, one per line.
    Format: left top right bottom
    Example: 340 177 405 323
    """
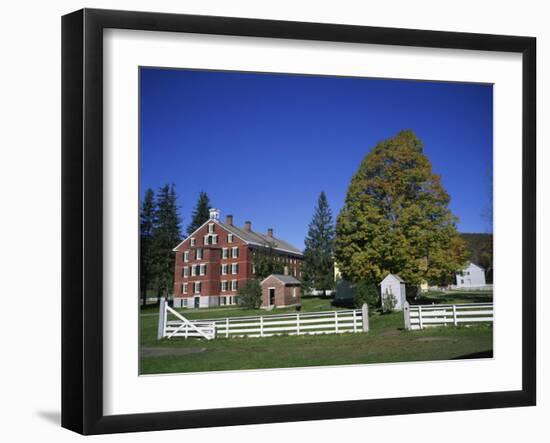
335 130 467 286
187 191 211 235
302 192 335 296
139 188 156 306
153 184 182 300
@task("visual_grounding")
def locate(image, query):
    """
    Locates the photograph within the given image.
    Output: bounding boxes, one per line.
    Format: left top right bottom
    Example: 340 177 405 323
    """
138 67 494 375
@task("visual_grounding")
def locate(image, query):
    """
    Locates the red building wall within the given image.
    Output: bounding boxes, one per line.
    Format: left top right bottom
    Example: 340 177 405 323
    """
173 220 303 305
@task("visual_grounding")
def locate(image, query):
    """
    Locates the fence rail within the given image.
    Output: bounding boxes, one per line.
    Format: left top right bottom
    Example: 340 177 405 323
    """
404 302 493 330
158 299 369 340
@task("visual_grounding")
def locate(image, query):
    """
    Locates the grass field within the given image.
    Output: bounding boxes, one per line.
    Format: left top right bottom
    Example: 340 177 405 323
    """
139 291 493 375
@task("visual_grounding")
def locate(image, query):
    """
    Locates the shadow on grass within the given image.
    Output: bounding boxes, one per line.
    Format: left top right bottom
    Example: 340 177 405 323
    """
413 293 493 305
451 350 493 360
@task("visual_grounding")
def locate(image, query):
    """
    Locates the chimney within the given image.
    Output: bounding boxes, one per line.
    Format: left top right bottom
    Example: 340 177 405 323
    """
244 221 252 232
267 228 273 238
226 214 233 226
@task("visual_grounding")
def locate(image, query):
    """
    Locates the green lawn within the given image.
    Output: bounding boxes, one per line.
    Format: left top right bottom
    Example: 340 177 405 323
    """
140 291 493 375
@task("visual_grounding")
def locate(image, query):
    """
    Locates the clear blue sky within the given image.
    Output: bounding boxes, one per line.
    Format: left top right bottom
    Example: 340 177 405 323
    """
140 68 493 249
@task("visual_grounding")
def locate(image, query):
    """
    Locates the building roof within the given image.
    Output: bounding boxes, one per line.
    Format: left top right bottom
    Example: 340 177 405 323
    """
172 217 303 256
262 274 302 285
459 262 484 272
217 221 303 256
380 273 406 284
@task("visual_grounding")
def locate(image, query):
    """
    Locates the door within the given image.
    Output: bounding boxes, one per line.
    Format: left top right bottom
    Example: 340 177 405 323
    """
194 297 200 309
269 288 276 306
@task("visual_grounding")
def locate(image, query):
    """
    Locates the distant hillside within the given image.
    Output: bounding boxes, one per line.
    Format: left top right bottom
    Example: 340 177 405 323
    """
460 233 493 283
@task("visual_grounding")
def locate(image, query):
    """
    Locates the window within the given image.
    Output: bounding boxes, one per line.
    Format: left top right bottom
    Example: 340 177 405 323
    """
231 280 238 291
221 280 228 292
183 251 189 262
220 296 226 305
222 247 228 259
182 266 189 278
221 263 228 275
293 268 297 277
208 223 215 234
199 264 206 276
190 238 196 246
292 287 297 298
252 264 256 275
191 265 198 277
183 298 188 307
194 281 202 294
231 263 239 275
232 246 239 258
228 233 234 243
196 248 203 260
182 283 188 294
204 234 218 245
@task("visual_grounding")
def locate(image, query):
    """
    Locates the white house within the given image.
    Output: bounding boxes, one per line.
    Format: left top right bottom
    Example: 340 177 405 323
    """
455 262 486 288
380 274 407 311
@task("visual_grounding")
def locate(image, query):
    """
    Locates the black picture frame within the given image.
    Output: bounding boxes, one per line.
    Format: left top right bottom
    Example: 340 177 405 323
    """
62 8 536 435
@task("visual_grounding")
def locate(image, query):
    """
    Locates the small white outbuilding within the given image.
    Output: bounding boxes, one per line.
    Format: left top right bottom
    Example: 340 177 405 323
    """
380 274 407 311
455 262 486 288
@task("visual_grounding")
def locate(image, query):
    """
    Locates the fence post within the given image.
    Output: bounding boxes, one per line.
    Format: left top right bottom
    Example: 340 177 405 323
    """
452 304 458 326
403 301 410 330
335 311 339 333
157 297 166 340
296 313 300 335
226 317 229 338
260 316 264 337
362 304 369 332
353 310 357 333
418 305 423 330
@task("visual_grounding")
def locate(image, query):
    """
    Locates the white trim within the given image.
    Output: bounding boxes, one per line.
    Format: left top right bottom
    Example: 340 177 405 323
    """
193 281 202 294
231 246 239 258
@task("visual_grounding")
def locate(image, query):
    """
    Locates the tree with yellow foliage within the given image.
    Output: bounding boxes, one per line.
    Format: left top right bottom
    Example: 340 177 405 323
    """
335 130 467 286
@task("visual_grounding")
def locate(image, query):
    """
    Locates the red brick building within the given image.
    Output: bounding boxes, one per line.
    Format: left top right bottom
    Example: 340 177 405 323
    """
172 209 303 308
260 274 302 308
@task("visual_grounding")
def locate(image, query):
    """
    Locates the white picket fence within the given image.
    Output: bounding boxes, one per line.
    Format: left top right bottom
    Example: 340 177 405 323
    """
404 302 493 330
158 299 369 340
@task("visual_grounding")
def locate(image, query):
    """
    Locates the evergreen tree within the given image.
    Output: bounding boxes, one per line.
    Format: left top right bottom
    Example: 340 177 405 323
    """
139 188 156 306
335 130 467 286
302 192 335 296
187 191 211 235
153 184 182 300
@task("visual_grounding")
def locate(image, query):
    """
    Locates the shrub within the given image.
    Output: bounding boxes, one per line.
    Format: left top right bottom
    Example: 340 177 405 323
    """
382 290 397 313
237 279 262 309
353 280 380 310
